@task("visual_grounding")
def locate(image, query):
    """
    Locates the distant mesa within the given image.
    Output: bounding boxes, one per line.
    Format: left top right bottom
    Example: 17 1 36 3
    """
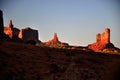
88 27 116 52
44 33 69 48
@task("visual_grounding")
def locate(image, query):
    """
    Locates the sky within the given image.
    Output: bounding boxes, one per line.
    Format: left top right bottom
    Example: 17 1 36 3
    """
1 0 120 48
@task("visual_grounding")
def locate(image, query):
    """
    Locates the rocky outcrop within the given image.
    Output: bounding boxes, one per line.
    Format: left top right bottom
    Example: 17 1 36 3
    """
4 20 22 42
44 33 61 45
88 28 115 52
96 28 110 44
19 27 39 42
4 20 39 43
3 18 40 43
1 10 39 43
44 33 69 48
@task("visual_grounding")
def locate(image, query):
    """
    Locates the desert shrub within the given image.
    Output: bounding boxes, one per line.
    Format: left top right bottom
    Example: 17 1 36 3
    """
66 51 74 56
25 39 36 45
45 52 52 58
50 63 58 69
37 76 43 80
0 50 10 57
50 63 59 73
50 63 66 74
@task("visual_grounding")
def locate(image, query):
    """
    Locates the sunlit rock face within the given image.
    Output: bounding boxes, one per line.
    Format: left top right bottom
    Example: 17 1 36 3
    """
44 33 69 48
4 20 13 39
45 33 61 45
4 20 39 42
4 20 22 42
19 27 39 42
96 28 110 44
88 28 114 52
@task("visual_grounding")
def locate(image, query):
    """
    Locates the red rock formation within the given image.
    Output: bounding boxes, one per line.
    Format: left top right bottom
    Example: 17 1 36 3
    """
53 33 59 43
4 21 39 43
18 27 39 42
96 28 110 44
88 28 114 52
4 20 13 39
44 33 69 48
44 33 61 45
4 20 22 42
1 10 39 43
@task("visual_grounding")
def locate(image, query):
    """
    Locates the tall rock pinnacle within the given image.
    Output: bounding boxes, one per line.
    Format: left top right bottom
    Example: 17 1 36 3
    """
4 20 14 39
0 10 10 41
53 33 59 42
0 10 4 36
8 20 13 29
44 33 69 48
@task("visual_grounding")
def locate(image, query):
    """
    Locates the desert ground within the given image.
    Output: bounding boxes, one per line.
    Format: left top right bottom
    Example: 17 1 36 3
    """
0 42 120 80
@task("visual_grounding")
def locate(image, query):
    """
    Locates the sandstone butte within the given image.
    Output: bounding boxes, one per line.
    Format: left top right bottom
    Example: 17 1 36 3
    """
0 9 39 42
4 20 39 42
18 27 39 43
88 27 115 52
44 33 69 48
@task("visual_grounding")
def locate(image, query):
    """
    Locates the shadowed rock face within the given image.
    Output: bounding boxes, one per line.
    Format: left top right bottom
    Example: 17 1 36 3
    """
44 33 69 48
19 27 39 42
0 10 10 41
88 28 115 52
0 10 4 35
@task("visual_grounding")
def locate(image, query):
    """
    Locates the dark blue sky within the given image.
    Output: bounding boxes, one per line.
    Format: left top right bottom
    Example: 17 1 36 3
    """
1 0 120 48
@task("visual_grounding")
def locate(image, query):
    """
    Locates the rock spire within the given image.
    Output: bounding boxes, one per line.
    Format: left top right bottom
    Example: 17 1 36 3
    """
96 27 110 44
8 20 13 29
44 33 69 48
4 20 14 39
53 33 59 43
88 27 114 52
0 10 4 36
